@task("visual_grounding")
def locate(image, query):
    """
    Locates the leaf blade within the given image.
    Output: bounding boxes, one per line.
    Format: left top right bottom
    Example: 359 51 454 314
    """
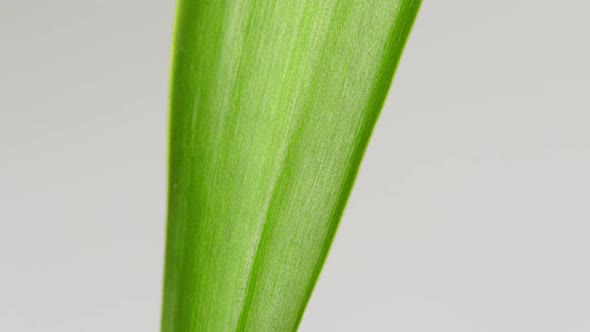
162 1 421 331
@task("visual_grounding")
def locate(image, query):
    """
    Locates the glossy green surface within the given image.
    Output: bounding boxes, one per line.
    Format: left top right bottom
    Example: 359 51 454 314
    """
162 1 421 331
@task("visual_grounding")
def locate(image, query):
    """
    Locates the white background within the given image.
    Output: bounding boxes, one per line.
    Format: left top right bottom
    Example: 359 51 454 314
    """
1 1 589 331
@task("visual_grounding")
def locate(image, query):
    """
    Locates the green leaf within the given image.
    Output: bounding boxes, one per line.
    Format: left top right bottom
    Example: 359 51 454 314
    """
162 1 421 331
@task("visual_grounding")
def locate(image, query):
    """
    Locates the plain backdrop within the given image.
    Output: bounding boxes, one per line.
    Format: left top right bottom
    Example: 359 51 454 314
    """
1 1 589 331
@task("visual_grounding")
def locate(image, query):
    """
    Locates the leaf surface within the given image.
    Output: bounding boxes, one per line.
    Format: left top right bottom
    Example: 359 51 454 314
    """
162 1 421 331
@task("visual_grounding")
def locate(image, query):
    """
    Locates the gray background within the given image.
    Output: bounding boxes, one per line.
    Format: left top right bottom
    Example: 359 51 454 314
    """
1 1 589 331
